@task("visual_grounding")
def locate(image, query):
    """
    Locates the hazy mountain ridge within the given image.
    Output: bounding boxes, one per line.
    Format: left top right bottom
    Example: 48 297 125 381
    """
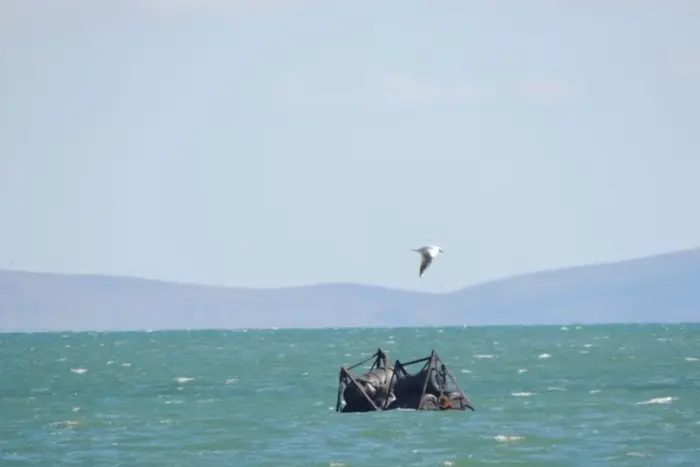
1 248 699 332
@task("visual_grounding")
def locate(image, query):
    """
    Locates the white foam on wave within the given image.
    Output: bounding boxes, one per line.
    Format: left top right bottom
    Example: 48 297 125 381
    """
461 369 472 374
225 378 238 385
175 377 194 384
590 389 601 394
495 435 523 442
121 363 131 367
583 343 593 348
626 452 651 458
685 357 699 362
518 368 528 373
70 368 88 374
548 387 566 392
538 353 551 359
474 354 497 359
512 392 536 397
636 396 677 405
47 420 81 429
560 326 569 331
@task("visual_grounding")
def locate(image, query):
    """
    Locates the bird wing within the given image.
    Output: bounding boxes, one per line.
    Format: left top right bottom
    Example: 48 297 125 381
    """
419 253 433 277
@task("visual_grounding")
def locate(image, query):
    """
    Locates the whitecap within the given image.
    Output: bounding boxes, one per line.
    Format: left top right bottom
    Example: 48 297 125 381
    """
685 357 698 362
70 368 88 374
474 354 496 359
225 378 238 385
495 435 523 442
548 387 566 392
583 344 593 348
175 377 194 384
590 389 601 394
461 369 472 374
538 353 551 359
512 392 536 397
518 368 528 373
560 326 569 331
121 363 131 367
636 396 677 405
626 452 651 457
48 420 80 428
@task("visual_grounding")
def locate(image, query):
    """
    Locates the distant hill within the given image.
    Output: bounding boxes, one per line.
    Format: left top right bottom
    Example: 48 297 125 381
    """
1 248 699 332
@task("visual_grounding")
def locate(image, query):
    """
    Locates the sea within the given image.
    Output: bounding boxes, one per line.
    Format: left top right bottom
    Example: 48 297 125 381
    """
1 324 699 466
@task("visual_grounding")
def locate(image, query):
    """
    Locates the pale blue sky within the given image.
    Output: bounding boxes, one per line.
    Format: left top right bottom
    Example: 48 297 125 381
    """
1 0 699 293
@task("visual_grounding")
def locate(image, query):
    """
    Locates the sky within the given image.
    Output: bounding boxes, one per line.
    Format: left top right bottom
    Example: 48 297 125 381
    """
1 0 699 293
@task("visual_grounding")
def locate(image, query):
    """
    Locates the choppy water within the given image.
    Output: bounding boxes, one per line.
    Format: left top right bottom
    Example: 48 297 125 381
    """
1 324 699 466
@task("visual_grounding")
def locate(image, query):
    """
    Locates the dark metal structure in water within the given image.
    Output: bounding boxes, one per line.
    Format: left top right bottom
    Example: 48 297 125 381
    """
335 348 474 413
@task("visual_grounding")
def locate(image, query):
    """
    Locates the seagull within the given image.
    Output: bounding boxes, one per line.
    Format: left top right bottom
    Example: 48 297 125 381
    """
411 245 444 277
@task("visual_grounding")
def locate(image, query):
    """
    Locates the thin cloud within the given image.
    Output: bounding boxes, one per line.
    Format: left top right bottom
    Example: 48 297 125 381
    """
667 48 700 79
129 0 317 15
519 78 571 99
379 73 481 106
0 0 314 29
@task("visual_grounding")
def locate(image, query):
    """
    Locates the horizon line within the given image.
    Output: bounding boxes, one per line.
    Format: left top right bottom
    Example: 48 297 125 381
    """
1 320 698 335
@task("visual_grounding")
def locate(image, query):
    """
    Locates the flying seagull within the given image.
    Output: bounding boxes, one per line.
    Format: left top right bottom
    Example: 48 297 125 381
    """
411 245 444 277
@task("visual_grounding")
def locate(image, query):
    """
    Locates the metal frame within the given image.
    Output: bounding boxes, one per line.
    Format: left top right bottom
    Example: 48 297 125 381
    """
335 348 471 412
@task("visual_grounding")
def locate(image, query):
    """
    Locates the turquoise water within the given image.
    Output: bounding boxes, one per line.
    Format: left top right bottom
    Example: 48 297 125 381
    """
1 324 699 466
